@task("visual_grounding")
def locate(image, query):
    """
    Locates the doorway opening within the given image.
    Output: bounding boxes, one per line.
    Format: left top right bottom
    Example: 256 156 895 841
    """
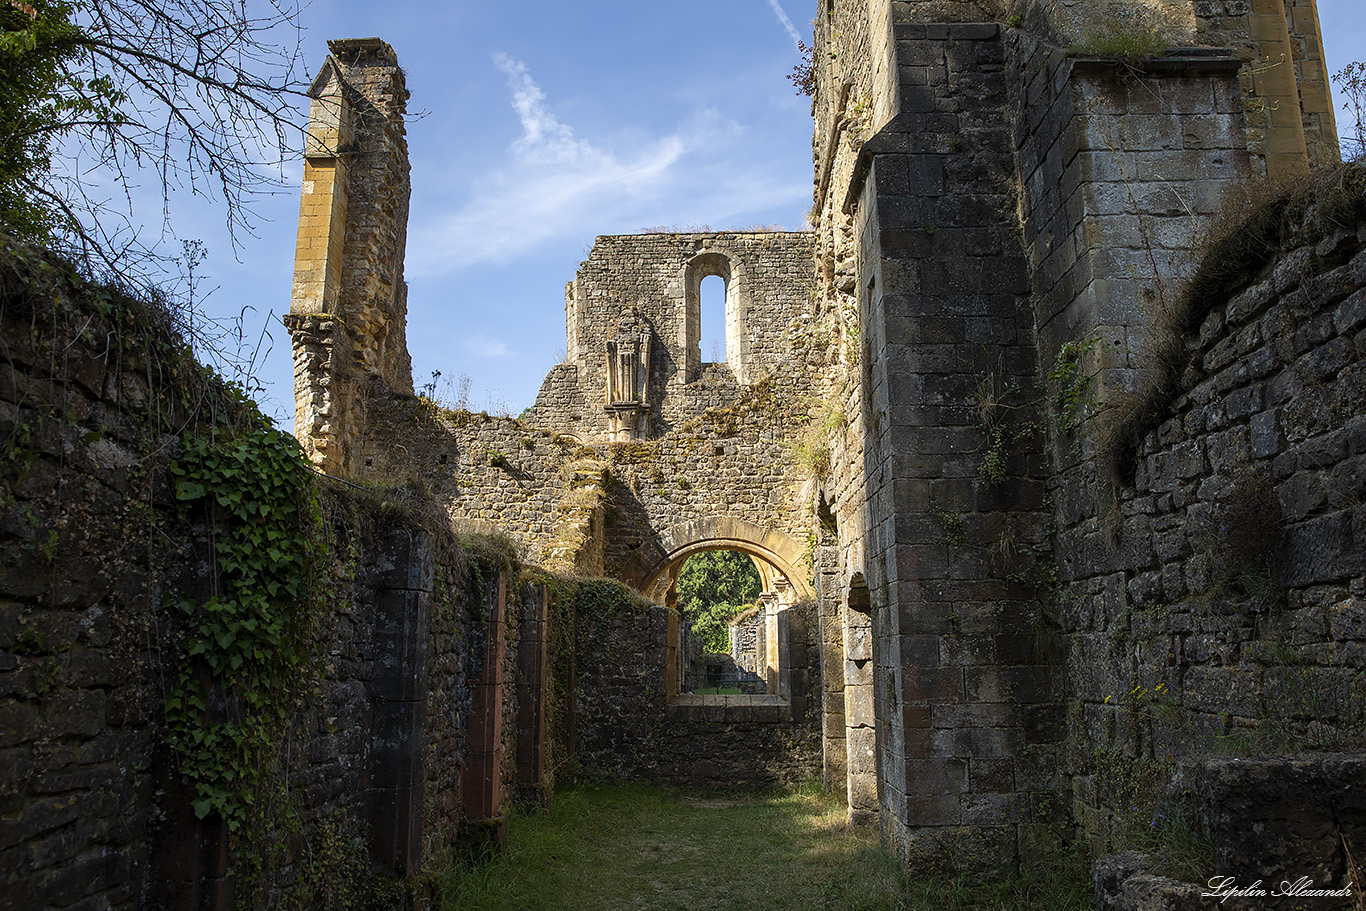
662 547 798 698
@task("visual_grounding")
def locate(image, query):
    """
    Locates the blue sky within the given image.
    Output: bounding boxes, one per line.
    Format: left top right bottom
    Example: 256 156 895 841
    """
169 0 814 423
161 0 1366 426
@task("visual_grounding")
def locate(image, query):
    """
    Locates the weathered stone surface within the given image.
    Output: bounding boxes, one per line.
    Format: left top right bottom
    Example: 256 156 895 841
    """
7 0 1357 901
1094 853 1204 911
1192 756 1366 890
573 605 821 788
0 233 523 908
287 38 413 476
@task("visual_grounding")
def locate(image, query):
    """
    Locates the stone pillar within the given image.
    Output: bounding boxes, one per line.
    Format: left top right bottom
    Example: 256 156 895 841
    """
843 577 877 826
151 517 234 910
847 20 1054 873
604 309 653 442
285 54 354 474
1246 0 1311 178
151 784 233 911
1018 47 1252 414
665 608 680 699
816 544 848 793
1192 0 1339 176
286 38 412 477
366 526 433 874
1283 0 1339 170
462 571 508 845
515 583 551 803
291 56 353 318
762 591 780 693
566 279 585 364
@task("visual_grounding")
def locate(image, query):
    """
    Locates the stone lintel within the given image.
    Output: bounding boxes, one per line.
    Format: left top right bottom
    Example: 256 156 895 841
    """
1068 47 1242 77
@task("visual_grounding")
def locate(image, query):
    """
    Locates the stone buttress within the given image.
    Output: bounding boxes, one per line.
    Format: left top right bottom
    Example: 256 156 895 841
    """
285 37 412 476
809 0 1342 874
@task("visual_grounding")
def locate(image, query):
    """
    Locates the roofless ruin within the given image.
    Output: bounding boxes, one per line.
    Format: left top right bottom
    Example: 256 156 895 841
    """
5 1 1366 907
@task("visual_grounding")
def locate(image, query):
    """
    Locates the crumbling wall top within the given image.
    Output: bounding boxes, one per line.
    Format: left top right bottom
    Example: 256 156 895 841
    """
327 37 402 70
525 230 814 443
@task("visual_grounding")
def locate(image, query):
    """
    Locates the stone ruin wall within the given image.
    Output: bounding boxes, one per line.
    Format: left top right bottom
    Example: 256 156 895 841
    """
279 44 833 803
278 41 839 801
0 243 556 908
320 191 832 802
1187 0 1339 176
268 1 1364 891
347 381 832 792
286 38 414 479
879 0 1340 179
525 231 815 443
352 386 590 570
1058 188 1366 862
572 601 823 788
593 370 815 591
3 2 1363 904
327 223 823 591
809 0 1359 878
805 0 888 819
856 18 1059 872
0 252 172 909
1001 2 1364 877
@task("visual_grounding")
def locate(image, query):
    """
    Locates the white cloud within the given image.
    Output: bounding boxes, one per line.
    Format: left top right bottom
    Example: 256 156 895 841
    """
406 55 808 277
766 0 802 48
493 54 595 165
407 55 695 274
459 334 513 360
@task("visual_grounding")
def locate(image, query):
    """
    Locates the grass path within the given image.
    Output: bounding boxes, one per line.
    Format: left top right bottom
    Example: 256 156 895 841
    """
434 783 1092 911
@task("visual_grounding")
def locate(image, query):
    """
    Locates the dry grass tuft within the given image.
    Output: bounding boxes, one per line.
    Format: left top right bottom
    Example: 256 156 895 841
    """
1101 163 1366 487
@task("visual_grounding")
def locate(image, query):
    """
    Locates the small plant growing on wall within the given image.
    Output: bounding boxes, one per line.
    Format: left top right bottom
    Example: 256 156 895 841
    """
1066 19 1171 69
1333 62 1366 161
789 40 816 97
930 508 966 552
971 365 1028 486
1047 337 1101 459
787 396 846 484
1197 461 1283 607
1048 339 1096 430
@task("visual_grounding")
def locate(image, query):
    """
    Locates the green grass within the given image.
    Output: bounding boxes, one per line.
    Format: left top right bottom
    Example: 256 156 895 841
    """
433 782 1093 911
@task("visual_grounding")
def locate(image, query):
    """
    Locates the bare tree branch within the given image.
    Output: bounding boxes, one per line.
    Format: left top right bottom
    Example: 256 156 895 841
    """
5 0 309 280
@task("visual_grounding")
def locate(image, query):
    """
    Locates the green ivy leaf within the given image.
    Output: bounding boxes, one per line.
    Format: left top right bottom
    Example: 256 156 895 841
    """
175 480 205 500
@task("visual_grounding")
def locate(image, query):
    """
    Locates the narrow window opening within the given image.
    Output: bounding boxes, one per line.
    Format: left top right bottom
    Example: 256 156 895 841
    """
700 274 726 363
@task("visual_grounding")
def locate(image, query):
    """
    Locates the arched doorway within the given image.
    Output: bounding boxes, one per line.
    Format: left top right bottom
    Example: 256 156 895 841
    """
618 518 812 702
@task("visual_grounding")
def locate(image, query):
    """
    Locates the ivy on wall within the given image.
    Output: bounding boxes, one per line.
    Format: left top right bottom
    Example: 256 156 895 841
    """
166 415 327 829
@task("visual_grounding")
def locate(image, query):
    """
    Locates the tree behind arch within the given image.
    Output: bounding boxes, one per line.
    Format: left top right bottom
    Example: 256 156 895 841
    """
676 550 762 653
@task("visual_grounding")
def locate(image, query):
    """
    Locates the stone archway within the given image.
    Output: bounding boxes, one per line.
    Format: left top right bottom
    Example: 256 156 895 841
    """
619 516 813 602
619 517 812 701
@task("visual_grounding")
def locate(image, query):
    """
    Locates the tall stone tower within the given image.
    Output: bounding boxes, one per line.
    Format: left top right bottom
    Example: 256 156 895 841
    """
284 38 412 476
806 0 1340 874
